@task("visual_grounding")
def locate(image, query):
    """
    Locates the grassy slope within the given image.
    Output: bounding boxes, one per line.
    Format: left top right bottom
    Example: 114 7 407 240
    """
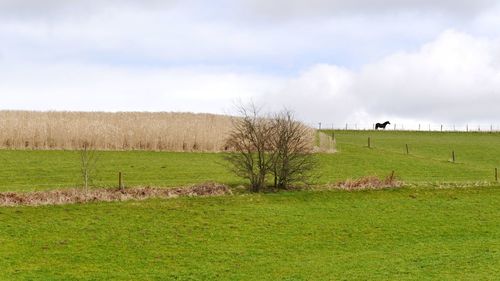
1 131 500 192
320 130 500 183
1 187 499 280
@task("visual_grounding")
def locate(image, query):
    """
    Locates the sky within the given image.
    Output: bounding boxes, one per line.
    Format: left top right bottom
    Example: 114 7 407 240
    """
1 0 500 127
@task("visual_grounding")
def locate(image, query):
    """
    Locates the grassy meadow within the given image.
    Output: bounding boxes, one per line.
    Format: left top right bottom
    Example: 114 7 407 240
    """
1 130 499 280
0 130 499 192
1 187 499 280
322 130 500 183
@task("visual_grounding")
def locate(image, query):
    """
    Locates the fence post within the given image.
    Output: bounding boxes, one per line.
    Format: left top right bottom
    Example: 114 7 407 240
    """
440 125 443 132
318 122 322 130
452 151 455 163
119 172 123 190
345 123 348 130
418 124 421 131
406 144 409 155
466 124 469 132
495 168 498 182
368 137 371 148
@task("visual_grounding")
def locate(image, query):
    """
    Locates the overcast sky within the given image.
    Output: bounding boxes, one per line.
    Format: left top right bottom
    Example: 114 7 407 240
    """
1 0 500 126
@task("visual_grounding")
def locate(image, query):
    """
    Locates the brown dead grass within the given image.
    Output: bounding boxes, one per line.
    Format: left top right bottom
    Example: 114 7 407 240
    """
0 182 231 207
335 172 403 191
0 111 233 151
0 110 325 152
314 132 336 153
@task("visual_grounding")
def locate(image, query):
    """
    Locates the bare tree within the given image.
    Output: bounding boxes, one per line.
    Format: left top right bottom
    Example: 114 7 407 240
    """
224 104 274 192
225 105 316 192
80 141 99 191
270 110 316 189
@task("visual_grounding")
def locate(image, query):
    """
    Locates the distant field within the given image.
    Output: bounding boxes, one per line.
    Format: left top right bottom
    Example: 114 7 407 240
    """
0 130 499 192
320 130 500 183
1 187 498 280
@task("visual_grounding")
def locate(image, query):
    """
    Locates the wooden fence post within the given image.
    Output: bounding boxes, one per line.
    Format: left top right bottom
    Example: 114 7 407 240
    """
119 172 123 190
406 144 409 155
452 151 455 163
368 137 371 148
495 168 498 182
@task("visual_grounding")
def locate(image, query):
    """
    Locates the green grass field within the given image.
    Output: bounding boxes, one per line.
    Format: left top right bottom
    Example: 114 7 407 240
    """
321 130 500 183
0 131 499 192
1 187 499 280
1 131 499 280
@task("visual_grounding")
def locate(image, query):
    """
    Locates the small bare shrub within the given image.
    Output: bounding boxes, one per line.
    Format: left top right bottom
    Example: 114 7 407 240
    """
224 104 274 192
270 110 316 189
225 105 317 192
80 141 99 191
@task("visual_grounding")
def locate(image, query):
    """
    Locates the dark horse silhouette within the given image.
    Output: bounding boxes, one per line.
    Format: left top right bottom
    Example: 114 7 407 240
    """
375 121 391 130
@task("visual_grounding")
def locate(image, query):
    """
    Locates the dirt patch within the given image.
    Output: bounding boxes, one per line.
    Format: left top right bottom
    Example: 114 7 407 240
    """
0 182 231 207
334 172 403 191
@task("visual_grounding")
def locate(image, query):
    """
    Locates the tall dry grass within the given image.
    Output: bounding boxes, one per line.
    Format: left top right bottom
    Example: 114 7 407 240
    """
0 111 233 151
0 111 333 152
315 132 336 153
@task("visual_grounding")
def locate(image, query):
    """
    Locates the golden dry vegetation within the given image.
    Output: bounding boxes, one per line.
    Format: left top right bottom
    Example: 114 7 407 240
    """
0 111 333 152
0 111 234 151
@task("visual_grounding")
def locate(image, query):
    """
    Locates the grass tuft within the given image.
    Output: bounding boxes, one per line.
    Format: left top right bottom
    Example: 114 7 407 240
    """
335 172 402 190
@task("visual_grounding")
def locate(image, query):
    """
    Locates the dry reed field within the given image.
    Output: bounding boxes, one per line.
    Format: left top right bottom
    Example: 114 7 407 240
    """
0 111 234 151
0 111 329 152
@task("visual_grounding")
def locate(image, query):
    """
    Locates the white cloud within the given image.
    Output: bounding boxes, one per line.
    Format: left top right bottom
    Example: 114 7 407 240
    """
356 30 500 123
2 0 495 20
260 30 500 125
1 30 499 126
237 0 497 20
0 0 178 19
0 62 283 113
1 2 499 127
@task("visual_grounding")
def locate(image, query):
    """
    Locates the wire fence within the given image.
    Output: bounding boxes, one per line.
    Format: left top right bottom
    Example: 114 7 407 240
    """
310 122 500 132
